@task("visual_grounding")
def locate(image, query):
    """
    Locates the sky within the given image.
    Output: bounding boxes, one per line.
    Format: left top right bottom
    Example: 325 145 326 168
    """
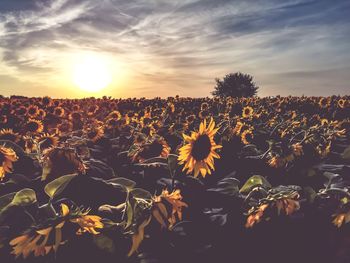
0 0 349 98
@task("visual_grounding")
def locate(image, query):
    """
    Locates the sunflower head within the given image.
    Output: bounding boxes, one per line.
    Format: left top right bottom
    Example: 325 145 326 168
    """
178 118 222 178
69 111 82 121
0 145 19 180
107 110 122 120
130 136 170 162
241 129 254 145
152 189 188 229
242 106 254 118
42 147 87 181
85 127 104 142
0 115 7 124
53 107 65 117
318 97 330 108
0 129 20 143
27 105 39 117
25 119 44 133
36 133 59 150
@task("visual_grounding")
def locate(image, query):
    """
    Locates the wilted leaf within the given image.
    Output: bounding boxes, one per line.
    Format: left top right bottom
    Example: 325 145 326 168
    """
128 216 152 257
44 174 77 199
167 154 178 177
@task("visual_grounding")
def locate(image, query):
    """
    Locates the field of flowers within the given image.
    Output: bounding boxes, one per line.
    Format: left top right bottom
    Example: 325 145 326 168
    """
0 95 349 263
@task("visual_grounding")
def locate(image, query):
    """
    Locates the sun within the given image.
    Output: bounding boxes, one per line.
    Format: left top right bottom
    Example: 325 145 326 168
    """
72 54 112 93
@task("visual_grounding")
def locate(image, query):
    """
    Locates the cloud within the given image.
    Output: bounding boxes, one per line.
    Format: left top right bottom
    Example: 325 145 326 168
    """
0 0 349 97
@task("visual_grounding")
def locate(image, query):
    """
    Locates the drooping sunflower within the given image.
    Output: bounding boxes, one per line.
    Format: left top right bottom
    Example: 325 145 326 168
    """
25 119 44 133
0 128 20 143
152 189 188 229
178 118 222 178
42 147 87 181
0 145 19 180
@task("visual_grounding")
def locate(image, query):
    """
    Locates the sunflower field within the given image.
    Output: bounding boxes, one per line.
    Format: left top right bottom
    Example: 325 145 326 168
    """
0 95 349 263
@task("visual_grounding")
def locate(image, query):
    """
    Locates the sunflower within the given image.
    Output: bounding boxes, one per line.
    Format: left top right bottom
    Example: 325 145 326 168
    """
242 106 254 118
0 115 8 124
178 118 222 178
268 156 286 168
87 105 99 116
201 102 209 110
37 109 46 119
69 111 82 122
10 227 57 259
42 147 87 181
53 106 65 117
292 143 303 157
199 109 210 120
0 128 20 143
25 119 44 133
245 203 269 228
23 136 37 153
318 97 330 108
86 127 104 142
131 136 170 162
241 129 254 145
337 99 346 109
107 110 122 120
27 105 39 117
70 215 104 235
152 189 188 229
320 118 329 126
0 146 19 180
36 133 59 150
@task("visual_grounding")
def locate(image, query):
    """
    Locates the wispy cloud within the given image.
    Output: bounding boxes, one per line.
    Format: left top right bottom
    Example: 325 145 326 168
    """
0 0 349 97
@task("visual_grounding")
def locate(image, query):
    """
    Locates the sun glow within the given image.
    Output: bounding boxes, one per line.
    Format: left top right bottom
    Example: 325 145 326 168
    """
72 53 112 93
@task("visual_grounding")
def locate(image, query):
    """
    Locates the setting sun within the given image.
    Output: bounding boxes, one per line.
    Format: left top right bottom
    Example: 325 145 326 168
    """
72 54 112 93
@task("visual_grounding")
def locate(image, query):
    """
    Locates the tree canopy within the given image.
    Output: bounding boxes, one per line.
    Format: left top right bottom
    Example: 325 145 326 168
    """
212 72 259 98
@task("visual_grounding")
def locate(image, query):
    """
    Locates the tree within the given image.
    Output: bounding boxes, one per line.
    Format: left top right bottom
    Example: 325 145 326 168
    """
211 72 258 98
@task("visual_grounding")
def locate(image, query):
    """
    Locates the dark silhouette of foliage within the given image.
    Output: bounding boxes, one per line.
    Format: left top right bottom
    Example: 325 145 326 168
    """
212 72 258 98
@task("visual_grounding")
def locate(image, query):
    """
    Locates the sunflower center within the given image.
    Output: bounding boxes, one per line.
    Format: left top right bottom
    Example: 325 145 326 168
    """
27 122 39 132
140 141 164 159
191 134 211 161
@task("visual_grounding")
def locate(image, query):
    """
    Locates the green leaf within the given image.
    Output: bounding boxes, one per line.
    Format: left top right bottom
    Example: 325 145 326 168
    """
341 146 350 160
239 175 271 194
135 157 168 167
131 188 152 201
11 188 37 206
0 192 16 212
125 194 135 229
93 234 116 253
108 177 136 191
167 154 178 177
44 174 77 199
